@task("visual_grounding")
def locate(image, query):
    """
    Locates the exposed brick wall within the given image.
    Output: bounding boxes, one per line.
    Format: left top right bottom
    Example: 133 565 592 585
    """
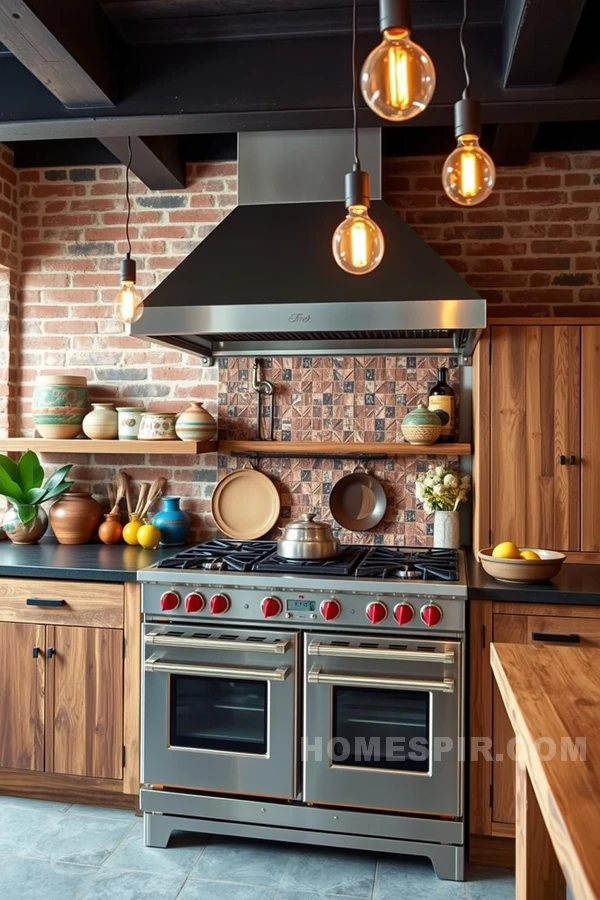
384 152 600 316
0 145 19 439
6 147 600 540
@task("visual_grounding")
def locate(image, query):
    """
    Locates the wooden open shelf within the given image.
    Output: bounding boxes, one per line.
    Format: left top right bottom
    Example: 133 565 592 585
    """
0 438 471 457
0 438 216 455
218 440 472 456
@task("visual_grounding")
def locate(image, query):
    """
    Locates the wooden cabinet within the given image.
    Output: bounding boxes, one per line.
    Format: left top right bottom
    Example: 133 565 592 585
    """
470 598 600 865
0 579 140 806
474 324 600 559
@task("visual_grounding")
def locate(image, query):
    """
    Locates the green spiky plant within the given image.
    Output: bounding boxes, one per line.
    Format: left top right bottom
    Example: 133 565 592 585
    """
0 450 73 524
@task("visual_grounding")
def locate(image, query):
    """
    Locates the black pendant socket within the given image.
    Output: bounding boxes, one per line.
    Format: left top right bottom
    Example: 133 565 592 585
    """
120 255 136 283
345 168 370 210
379 0 412 34
454 98 481 139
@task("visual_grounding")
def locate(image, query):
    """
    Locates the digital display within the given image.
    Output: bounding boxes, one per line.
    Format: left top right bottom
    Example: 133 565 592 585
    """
287 599 316 612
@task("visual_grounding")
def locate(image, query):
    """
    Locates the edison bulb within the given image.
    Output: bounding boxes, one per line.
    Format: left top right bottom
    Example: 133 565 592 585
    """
361 28 435 122
115 281 144 324
332 207 385 275
442 135 496 206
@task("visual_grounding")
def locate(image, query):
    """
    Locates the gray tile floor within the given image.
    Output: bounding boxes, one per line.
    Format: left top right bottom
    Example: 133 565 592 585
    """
0 796 515 899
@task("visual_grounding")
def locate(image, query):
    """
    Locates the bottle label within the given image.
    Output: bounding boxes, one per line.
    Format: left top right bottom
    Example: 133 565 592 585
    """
428 396 455 438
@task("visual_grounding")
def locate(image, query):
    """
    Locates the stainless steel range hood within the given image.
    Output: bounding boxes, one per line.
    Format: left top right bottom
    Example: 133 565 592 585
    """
130 130 485 364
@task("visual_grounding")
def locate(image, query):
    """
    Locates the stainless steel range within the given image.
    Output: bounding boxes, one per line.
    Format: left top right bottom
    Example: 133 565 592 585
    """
138 541 466 881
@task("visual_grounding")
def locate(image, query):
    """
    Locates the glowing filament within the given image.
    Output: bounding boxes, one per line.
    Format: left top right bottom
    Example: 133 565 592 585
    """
388 45 410 110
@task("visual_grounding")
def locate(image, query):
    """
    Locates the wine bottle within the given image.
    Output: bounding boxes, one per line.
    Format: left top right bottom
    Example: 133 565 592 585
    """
428 367 456 443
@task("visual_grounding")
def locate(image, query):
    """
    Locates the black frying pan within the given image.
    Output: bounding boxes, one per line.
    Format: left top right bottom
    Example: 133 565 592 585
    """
329 466 388 532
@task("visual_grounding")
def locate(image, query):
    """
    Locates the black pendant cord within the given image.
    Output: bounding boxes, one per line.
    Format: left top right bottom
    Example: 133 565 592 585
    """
351 0 360 168
125 134 133 259
459 0 470 99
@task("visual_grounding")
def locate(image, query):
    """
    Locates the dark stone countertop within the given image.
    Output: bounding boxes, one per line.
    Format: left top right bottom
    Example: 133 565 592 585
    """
467 552 600 605
0 536 175 583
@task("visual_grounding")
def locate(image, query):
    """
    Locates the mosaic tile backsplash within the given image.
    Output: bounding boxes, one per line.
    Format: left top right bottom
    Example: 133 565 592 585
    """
216 355 461 546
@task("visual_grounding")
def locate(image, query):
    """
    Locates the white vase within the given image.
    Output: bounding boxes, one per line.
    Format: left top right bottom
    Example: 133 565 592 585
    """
433 510 460 549
82 403 118 440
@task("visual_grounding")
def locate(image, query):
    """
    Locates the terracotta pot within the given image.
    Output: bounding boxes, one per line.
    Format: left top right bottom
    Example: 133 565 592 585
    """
175 402 217 442
49 491 103 545
98 512 123 544
3 506 48 545
32 375 89 439
82 403 118 440
138 412 177 441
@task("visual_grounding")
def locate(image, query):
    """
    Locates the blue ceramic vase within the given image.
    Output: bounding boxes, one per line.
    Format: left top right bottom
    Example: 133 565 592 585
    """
152 496 190 546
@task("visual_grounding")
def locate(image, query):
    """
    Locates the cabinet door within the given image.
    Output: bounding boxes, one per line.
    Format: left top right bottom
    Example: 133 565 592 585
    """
0 622 45 770
45 626 123 780
582 326 600 551
490 325 580 551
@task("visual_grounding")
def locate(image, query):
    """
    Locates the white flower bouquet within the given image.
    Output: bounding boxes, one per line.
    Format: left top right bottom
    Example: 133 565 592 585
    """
415 465 471 514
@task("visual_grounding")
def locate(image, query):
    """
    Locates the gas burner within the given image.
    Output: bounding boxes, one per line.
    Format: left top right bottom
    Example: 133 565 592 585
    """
252 546 368 576
355 547 459 582
397 565 421 580
156 540 277 571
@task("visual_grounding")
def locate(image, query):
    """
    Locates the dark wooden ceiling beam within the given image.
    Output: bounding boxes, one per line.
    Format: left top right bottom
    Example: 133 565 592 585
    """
502 0 588 87
0 0 122 108
492 122 539 166
99 135 186 189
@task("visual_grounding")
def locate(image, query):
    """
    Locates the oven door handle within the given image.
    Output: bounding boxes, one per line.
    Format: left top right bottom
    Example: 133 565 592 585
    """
307 666 454 693
145 632 290 654
145 657 291 681
308 642 455 665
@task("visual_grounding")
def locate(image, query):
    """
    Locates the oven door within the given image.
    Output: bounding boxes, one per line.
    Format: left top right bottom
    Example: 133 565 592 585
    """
143 625 299 799
303 634 462 816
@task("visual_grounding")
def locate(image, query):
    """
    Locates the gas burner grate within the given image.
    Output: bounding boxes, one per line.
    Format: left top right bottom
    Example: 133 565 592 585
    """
252 545 368 576
156 540 277 571
355 547 459 582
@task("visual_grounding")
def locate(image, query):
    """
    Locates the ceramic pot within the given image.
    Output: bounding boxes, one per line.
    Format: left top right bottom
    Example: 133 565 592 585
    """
152 496 190 546
175 402 217 442
433 510 460 549
32 375 89 439
48 491 103 545
401 402 442 446
98 512 123 544
3 506 48 544
138 412 177 441
82 403 118 440
117 407 144 440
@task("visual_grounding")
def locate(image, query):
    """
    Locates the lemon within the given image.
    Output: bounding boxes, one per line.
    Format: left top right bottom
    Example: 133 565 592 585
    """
137 523 161 550
520 549 541 560
122 518 143 546
492 541 521 559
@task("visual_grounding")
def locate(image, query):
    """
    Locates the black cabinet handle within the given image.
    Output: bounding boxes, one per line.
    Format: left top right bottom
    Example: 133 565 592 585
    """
32 647 40 659
26 598 65 607
559 455 566 465
531 632 580 644
46 647 55 659
569 455 577 465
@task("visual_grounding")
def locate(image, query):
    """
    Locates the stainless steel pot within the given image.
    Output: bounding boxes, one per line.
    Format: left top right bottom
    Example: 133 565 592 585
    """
277 513 340 560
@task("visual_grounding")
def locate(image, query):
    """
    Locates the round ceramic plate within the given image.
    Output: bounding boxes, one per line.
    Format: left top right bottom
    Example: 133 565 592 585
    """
211 468 281 540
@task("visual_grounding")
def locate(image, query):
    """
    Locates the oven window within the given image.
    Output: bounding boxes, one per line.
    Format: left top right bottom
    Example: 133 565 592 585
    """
170 675 268 755
331 687 429 773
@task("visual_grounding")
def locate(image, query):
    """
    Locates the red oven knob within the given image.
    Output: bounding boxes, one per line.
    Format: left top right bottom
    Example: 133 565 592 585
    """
394 603 414 626
320 599 341 621
366 601 388 624
421 604 443 627
210 593 230 615
160 590 180 612
185 592 205 613
261 596 282 618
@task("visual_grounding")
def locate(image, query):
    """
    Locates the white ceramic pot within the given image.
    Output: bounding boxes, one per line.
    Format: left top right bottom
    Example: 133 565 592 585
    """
117 406 144 440
433 510 460 549
175 402 217 442
82 403 118 440
138 412 177 441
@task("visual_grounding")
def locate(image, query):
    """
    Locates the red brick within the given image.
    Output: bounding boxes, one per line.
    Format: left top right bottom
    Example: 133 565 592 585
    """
504 191 568 207
532 207 590 222
467 241 527 256
509 289 575 304
530 240 592 254
526 175 562 189
512 257 570 271
547 224 573 238
565 173 590 186
529 273 552 287
98 167 121 180
571 189 600 203
20 171 40 183
32 184 86 198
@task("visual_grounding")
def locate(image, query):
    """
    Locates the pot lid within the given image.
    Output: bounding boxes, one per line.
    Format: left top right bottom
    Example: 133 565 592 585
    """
281 513 334 541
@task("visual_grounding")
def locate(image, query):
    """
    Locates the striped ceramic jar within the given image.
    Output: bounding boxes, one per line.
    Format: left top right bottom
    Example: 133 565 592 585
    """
175 402 217 442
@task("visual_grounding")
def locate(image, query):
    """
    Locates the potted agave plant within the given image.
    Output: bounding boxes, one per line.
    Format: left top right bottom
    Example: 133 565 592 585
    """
0 450 73 544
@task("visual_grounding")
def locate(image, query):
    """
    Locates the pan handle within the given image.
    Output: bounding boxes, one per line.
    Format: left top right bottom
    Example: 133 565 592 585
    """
352 464 368 474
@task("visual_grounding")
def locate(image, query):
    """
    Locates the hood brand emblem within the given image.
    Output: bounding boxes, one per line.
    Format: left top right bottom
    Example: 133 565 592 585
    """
288 313 310 324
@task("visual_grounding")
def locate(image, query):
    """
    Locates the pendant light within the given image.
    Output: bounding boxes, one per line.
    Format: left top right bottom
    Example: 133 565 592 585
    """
332 0 385 276
442 0 495 206
360 0 435 122
115 136 144 324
